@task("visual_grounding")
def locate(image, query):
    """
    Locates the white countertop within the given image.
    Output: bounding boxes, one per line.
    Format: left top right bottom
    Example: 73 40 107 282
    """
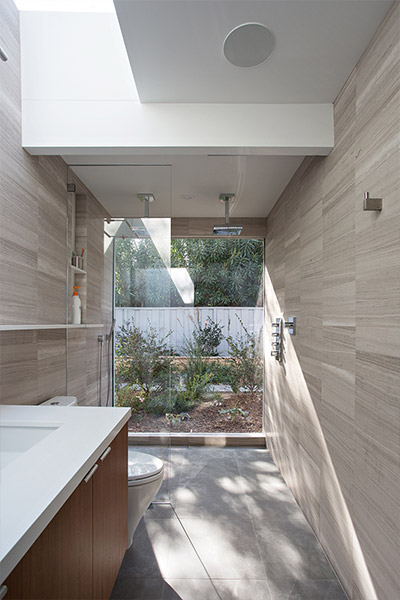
0 404 131 584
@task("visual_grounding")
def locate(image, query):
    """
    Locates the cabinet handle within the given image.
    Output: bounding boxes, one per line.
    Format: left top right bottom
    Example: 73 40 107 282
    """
99 446 111 462
0 585 8 599
84 463 99 483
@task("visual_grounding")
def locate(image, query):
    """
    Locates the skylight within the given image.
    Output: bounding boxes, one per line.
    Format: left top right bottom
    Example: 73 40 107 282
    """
14 0 115 12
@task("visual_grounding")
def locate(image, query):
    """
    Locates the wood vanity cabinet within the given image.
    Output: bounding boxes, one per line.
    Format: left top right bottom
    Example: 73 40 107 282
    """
4 424 128 600
92 423 128 599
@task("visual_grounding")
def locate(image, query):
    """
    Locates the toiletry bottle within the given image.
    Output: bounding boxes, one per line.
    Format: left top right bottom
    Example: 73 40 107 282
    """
72 285 81 324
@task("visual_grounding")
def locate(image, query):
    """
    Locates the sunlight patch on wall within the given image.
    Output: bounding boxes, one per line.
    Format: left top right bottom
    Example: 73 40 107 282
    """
264 263 379 600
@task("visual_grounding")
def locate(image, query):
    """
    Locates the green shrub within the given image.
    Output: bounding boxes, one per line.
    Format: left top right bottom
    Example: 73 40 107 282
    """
145 391 176 415
226 316 263 396
115 318 176 413
208 360 235 386
192 316 224 356
114 385 140 413
175 372 212 411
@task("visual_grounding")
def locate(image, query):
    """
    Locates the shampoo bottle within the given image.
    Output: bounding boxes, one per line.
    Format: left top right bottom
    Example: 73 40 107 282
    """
72 285 81 324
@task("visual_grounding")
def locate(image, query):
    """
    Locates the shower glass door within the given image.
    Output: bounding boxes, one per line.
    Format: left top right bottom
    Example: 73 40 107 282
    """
66 163 178 503
110 216 183 503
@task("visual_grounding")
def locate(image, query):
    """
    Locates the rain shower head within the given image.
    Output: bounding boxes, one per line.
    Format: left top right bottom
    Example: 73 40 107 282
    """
213 194 243 236
213 225 243 236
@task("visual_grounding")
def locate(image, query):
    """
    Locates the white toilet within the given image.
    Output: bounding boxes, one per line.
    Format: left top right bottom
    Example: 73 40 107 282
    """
127 449 164 547
41 396 164 549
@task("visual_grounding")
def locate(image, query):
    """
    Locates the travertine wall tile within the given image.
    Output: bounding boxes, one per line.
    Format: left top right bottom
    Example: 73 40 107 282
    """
0 331 39 404
264 4 400 600
0 0 112 406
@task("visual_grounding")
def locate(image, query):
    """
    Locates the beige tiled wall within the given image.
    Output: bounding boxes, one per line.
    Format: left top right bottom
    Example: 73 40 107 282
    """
264 4 400 600
0 0 112 406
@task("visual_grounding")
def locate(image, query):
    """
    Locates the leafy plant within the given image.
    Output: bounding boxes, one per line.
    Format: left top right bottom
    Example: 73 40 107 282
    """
115 318 175 413
176 372 212 411
115 384 142 413
226 315 263 397
115 237 264 308
208 360 235 386
219 402 249 420
165 412 190 426
181 334 209 377
192 316 224 356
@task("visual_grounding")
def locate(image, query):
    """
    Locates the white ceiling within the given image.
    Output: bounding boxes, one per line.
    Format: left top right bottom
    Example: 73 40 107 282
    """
68 155 302 218
63 1 391 219
114 0 392 103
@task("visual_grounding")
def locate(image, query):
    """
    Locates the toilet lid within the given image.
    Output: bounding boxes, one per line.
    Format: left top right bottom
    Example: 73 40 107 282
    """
128 449 164 482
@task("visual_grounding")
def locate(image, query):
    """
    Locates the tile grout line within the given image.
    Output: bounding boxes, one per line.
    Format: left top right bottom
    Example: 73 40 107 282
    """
233 448 275 600
153 501 224 600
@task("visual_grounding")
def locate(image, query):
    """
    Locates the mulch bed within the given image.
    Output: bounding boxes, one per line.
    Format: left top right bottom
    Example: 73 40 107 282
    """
128 392 262 433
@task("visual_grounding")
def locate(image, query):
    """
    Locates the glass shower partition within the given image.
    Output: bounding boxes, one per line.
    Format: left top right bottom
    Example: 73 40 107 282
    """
106 216 178 503
65 163 178 504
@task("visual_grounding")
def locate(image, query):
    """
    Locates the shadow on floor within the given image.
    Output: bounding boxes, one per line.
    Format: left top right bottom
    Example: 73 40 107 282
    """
111 447 348 600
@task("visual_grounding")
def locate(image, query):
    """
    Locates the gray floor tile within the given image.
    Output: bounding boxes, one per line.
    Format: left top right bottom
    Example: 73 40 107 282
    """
163 578 220 600
144 518 209 579
111 577 164 600
114 448 348 600
180 516 266 580
176 447 240 487
256 521 335 581
213 579 272 600
172 448 251 519
264 564 344 599
118 514 208 581
288 579 348 599
234 448 277 471
117 519 164 580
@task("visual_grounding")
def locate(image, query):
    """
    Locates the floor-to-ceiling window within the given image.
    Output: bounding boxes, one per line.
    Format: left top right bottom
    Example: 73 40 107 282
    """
114 236 264 434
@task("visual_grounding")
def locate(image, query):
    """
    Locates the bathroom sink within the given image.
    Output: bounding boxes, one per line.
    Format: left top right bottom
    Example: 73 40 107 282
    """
0 422 60 470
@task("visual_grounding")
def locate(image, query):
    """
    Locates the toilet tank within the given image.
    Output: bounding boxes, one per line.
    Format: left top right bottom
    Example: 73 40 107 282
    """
40 396 78 407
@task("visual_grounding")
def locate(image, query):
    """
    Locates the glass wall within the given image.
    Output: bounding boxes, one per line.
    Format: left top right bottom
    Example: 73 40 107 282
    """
114 237 264 434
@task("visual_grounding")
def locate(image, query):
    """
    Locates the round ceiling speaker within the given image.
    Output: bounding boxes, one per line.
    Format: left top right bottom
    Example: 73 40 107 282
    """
223 23 275 68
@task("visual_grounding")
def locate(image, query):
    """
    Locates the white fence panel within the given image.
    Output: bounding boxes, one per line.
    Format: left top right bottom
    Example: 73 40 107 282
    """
115 307 263 355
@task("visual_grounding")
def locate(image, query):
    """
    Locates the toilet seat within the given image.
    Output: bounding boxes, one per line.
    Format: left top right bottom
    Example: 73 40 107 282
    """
128 450 164 487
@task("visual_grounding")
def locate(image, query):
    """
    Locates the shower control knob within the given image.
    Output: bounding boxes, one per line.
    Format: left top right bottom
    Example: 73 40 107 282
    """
272 342 280 347
272 332 280 337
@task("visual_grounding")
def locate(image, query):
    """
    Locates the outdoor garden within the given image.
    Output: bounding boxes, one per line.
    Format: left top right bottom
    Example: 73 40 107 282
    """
114 237 264 433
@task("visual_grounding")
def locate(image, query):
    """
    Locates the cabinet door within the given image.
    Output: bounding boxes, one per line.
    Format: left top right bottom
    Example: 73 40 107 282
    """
92 424 128 600
5 478 93 600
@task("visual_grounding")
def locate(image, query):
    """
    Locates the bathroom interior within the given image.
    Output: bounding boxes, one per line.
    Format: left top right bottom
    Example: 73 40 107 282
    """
0 1 399 599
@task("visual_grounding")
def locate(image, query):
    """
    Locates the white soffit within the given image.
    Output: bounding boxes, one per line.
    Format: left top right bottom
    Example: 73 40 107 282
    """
114 0 393 103
68 155 302 218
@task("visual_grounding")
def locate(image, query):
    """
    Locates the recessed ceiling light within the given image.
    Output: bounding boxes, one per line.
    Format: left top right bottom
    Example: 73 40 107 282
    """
180 194 195 201
223 23 275 68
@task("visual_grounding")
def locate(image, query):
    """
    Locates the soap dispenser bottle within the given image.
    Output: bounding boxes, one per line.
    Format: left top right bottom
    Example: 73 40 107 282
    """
72 285 81 324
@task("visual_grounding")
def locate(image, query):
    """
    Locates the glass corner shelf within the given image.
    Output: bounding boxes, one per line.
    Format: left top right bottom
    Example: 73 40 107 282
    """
70 265 87 275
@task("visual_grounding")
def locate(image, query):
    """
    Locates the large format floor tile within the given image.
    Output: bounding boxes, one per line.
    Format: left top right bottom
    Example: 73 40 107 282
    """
180 516 266 580
111 447 348 600
213 579 272 600
163 578 220 600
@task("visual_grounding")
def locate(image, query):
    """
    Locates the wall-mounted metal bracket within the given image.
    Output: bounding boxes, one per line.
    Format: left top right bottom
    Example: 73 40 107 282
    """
284 317 296 335
67 183 76 193
363 192 382 211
